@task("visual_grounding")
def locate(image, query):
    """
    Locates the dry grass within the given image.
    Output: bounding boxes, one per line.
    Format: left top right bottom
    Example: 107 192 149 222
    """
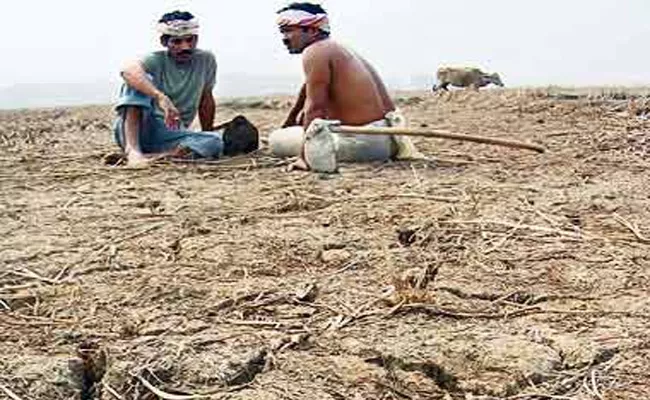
1 88 649 399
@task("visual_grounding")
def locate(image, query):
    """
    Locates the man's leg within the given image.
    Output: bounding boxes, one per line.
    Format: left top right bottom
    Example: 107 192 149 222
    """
269 126 304 158
267 126 311 170
123 107 141 144
121 107 153 166
333 118 395 163
335 133 394 163
113 79 159 166
116 113 223 162
168 131 224 159
115 103 221 163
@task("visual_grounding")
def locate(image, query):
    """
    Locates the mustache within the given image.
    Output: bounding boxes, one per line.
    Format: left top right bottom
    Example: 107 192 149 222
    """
179 49 194 56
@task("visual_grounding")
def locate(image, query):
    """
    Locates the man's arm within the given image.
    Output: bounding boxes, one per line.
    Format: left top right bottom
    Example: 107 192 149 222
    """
302 46 331 130
281 84 307 128
287 45 332 171
199 88 216 131
121 60 163 100
120 60 180 128
200 52 218 131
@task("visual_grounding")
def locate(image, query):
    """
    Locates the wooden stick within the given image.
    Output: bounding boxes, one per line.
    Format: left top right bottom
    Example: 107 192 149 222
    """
331 125 546 153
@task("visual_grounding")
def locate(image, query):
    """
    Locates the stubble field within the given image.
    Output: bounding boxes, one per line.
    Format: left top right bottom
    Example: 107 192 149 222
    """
1 88 649 399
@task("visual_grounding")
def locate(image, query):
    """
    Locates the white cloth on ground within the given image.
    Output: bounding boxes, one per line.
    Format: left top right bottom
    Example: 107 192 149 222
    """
269 117 395 173
384 111 426 160
268 110 424 170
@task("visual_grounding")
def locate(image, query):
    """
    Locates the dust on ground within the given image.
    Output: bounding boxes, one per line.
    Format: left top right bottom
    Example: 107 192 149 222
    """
1 89 649 399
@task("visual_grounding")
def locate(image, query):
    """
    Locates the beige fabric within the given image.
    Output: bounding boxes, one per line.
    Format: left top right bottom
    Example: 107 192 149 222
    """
276 9 331 33
269 119 394 162
157 18 200 37
268 126 304 158
267 110 426 171
385 110 426 160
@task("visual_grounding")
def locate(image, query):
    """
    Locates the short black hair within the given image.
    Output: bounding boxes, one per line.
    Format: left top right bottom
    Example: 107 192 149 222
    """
159 10 195 23
277 2 327 15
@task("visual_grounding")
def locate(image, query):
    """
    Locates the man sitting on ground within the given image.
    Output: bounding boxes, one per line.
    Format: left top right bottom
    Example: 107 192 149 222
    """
268 2 421 172
113 11 257 166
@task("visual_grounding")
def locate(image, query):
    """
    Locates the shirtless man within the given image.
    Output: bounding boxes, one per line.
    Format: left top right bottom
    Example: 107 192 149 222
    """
271 2 419 171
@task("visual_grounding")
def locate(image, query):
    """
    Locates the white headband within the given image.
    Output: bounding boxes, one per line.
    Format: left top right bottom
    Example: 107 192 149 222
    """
157 18 200 37
277 9 330 33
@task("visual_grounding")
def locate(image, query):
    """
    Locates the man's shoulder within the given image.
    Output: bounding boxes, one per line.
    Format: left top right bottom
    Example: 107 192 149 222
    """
142 50 167 61
139 51 168 74
195 49 217 63
303 39 339 61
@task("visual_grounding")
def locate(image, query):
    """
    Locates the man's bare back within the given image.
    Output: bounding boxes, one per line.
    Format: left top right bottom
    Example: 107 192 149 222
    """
302 39 395 127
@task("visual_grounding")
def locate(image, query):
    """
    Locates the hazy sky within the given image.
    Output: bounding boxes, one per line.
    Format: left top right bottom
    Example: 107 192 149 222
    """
2 0 650 89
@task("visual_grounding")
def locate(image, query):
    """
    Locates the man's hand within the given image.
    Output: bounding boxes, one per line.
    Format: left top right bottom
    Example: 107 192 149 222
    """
121 62 180 129
155 92 181 129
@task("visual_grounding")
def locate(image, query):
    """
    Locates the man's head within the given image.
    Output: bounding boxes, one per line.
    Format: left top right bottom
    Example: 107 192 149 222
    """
276 3 330 54
157 10 199 64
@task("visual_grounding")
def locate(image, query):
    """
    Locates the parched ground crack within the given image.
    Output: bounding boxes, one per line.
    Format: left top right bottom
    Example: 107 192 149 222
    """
437 286 595 306
364 353 460 393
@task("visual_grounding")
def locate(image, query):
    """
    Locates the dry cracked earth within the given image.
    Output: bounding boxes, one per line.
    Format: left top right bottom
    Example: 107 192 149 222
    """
1 89 649 399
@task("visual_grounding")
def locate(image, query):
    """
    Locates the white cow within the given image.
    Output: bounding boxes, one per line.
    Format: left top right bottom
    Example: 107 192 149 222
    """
433 67 504 91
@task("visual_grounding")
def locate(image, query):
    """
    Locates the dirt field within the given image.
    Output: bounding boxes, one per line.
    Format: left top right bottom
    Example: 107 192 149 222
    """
1 89 649 399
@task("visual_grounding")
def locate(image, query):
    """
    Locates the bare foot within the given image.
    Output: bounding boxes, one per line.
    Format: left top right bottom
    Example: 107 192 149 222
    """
287 157 310 172
127 151 152 168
